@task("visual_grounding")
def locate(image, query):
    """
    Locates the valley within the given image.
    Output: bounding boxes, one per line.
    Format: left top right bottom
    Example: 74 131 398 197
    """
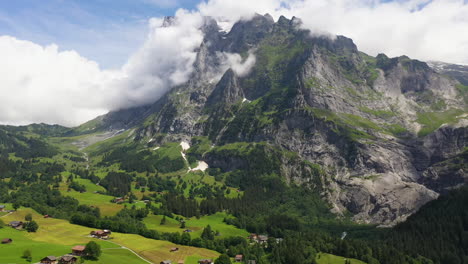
0 12 466 264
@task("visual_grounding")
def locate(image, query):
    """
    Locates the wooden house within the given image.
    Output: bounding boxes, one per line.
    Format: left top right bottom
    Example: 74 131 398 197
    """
235 255 243 262
71 245 86 256
0 205 5 211
9 221 23 229
258 235 268 244
170 247 179 252
198 259 213 264
90 230 111 239
59 255 77 264
1 238 12 244
40 256 58 264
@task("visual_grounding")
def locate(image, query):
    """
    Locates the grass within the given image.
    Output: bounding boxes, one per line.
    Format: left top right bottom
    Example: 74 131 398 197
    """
0 208 218 264
416 108 465 137
143 212 249 239
358 106 395 119
316 253 367 264
59 184 123 216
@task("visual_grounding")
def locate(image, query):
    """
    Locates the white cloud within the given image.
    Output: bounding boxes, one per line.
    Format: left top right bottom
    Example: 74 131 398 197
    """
218 51 257 77
1 0 467 126
0 9 204 126
198 0 468 64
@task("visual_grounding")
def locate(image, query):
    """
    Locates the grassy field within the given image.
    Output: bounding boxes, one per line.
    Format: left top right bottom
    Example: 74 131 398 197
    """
143 212 249 239
59 182 124 216
0 208 218 264
316 253 367 264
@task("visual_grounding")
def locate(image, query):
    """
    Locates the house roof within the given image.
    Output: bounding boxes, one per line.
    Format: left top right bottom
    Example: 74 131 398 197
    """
41 256 57 261
0 205 5 208
178 260 184 264
235 254 243 258
61 255 77 261
9 221 22 226
161 260 172 264
72 245 86 251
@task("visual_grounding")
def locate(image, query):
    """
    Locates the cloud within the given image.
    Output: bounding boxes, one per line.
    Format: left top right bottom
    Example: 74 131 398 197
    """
1 0 468 126
218 51 257 77
0 9 204 126
198 0 468 64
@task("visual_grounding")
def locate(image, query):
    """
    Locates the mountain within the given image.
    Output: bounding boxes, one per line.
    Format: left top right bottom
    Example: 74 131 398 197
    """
82 14 467 226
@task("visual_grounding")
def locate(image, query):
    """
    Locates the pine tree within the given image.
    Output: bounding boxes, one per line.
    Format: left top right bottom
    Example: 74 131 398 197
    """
160 216 167 225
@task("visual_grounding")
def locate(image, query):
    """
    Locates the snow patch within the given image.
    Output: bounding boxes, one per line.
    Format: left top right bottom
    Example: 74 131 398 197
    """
190 161 209 172
180 141 190 151
152 147 160 151
147 138 154 143
242 98 250 103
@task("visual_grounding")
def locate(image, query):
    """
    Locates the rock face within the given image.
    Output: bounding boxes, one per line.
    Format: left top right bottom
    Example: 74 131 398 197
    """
100 14 467 225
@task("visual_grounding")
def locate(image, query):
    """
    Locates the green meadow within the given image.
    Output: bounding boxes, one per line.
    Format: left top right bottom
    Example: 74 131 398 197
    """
143 212 249 239
316 253 367 264
0 208 218 264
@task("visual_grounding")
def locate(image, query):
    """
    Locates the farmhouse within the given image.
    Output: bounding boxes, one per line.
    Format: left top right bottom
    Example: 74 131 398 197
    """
71 245 86 256
160 260 172 264
40 256 58 264
235 255 243 262
198 259 214 264
9 221 23 229
0 205 5 211
1 238 12 244
258 235 268 244
113 197 125 203
90 229 111 239
59 255 78 264
170 247 179 252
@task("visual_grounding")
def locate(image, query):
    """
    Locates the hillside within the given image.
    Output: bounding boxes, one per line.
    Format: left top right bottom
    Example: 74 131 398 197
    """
80 14 467 225
0 13 466 264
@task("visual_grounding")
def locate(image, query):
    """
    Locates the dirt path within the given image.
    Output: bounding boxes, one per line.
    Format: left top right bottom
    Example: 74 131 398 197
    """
103 240 154 264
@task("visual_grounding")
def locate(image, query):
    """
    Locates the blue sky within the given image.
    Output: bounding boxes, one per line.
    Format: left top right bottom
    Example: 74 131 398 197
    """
0 0 200 68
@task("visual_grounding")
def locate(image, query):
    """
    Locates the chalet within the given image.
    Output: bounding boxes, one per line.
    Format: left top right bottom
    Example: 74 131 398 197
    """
248 233 258 241
235 255 243 262
0 205 5 211
71 245 86 256
9 221 23 229
44 214 52 218
59 255 77 264
257 235 268 244
160 260 172 264
198 259 214 264
1 238 12 244
170 247 179 252
90 230 111 239
113 197 125 203
40 256 58 264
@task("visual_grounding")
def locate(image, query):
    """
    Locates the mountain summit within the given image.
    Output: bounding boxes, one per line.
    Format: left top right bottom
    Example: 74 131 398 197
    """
81 14 467 225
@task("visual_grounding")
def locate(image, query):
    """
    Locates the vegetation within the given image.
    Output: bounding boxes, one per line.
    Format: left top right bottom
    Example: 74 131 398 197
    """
416 108 464 136
84 241 102 260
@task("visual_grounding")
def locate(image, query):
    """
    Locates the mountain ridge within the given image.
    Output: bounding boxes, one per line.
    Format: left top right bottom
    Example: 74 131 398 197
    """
22 14 468 225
